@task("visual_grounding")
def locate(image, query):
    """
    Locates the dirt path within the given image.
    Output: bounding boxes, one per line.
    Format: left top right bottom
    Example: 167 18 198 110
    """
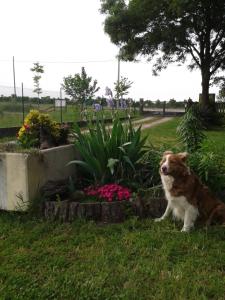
136 117 173 130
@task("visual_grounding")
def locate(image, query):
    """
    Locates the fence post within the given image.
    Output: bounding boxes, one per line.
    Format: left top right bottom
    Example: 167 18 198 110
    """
139 98 144 115
163 101 166 116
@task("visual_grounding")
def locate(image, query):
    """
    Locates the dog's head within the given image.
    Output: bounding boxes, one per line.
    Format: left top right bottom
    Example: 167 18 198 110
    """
160 151 189 177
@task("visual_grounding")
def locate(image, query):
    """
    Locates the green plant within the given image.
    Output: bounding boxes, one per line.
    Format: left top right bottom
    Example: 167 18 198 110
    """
199 105 225 127
188 150 225 194
30 62 44 99
62 67 100 111
17 110 68 148
69 117 148 185
177 105 206 153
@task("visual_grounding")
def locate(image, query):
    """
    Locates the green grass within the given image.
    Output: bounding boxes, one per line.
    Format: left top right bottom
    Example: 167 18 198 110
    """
0 213 225 299
1 116 225 299
143 117 225 155
0 101 138 128
143 118 182 148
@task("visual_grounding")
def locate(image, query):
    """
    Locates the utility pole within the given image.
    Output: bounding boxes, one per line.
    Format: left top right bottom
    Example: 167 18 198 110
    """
60 87 63 123
117 52 121 108
13 56 17 98
22 83 25 123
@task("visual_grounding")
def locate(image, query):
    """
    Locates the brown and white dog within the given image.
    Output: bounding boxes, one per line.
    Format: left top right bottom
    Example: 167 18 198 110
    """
155 151 225 232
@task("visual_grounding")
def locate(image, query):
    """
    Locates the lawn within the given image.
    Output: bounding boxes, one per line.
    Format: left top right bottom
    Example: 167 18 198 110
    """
1 116 225 299
0 101 137 128
143 117 225 156
0 213 225 300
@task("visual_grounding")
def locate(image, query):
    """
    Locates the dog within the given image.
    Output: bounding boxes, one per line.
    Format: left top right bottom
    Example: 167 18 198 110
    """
155 151 225 232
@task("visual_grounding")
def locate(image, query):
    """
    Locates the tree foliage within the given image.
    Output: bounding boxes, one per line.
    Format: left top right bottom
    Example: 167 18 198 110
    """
101 0 225 108
114 76 133 99
62 67 100 108
30 62 44 98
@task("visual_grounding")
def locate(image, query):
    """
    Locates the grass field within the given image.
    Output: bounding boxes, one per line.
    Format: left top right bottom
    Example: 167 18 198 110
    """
0 213 225 300
0 101 137 128
143 117 225 156
1 117 225 299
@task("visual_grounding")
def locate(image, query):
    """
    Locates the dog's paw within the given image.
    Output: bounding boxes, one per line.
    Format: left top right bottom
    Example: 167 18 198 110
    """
181 226 191 233
154 217 164 223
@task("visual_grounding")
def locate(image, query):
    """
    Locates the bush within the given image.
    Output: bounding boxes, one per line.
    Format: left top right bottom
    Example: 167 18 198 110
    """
177 105 206 153
69 117 148 185
188 150 225 194
17 110 69 148
198 105 225 128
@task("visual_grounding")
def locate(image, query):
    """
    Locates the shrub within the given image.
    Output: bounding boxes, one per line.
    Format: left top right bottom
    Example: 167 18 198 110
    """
69 117 148 185
17 110 69 148
177 105 206 153
188 150 225 194
199 105 225 128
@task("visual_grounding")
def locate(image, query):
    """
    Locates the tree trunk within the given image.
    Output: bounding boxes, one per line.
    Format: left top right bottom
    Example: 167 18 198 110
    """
201 69 210 109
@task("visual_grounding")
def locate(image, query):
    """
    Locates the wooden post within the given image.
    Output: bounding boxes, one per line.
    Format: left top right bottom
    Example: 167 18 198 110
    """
22 83 25 124
163 101 166 116
139 98 144 115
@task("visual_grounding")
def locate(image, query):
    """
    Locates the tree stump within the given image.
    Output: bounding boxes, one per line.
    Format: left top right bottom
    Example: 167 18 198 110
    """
68 202 79 222
144 197 167 218
101 201 126 223
77 203 101 221
44 200 69 221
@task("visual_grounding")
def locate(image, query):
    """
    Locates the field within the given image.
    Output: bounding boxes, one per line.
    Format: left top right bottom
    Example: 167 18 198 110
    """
1 117 225 299
0 101 137 128
0 213 225 299
143 117 225 156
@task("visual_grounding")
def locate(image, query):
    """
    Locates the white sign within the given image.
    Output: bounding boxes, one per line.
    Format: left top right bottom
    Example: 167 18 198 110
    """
55 99 66 107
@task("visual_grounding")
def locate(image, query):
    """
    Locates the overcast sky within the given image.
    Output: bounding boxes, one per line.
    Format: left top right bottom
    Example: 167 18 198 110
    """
0 0 219 101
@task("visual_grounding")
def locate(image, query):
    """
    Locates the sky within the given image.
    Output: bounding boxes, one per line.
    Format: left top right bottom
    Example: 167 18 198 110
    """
0 0 219 101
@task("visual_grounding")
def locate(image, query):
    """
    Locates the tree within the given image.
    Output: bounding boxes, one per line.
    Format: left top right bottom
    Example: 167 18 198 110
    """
114 76 133 102
218 83 225 101
30 62 44 99
101 0 225 109
62 67 100 110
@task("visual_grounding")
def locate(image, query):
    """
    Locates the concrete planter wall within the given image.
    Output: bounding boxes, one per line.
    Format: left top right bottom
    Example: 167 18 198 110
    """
0 145 77 211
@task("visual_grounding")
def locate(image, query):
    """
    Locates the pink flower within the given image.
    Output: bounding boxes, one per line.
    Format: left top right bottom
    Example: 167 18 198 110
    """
84 184 131 202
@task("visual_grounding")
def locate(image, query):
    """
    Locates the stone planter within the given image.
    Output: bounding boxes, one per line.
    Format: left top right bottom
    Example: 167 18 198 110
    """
0 145 78 211
44 200 135 223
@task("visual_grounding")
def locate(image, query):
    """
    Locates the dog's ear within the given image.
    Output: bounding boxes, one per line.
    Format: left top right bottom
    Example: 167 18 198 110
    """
163 151 173 156
178 152 188 162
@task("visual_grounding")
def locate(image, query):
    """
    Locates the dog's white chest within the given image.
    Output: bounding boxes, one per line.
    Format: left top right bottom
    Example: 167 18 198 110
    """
160 174 196 221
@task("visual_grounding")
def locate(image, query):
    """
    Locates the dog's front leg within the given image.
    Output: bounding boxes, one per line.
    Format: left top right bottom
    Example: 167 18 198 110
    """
181 206 199 232
155 203 171 222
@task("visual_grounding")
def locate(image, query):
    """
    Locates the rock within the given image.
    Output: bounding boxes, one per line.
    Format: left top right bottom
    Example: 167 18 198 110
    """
40 180 69 201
